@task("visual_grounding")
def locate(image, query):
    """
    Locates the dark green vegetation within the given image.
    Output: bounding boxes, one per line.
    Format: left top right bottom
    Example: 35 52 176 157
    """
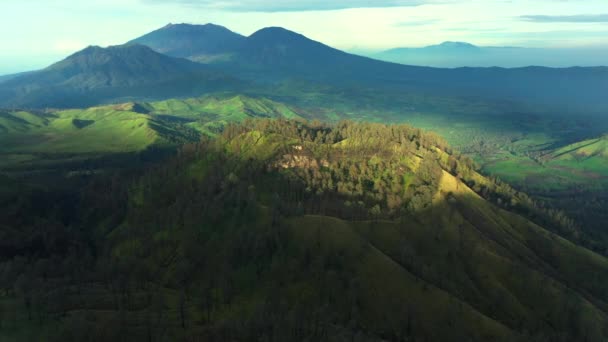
1 86 607 254
2 120 608 341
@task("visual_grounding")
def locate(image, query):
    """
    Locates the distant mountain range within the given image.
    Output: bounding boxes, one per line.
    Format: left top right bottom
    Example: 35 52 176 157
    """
1 23 607 113
370 42 608 68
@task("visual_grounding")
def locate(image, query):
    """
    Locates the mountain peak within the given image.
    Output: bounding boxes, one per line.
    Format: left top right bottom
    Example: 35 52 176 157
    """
129 23 246 58
159 23 233 33
429 41 479 50
61 44 160 63
249 27 308 42
45 43 202 78
440 41 477 47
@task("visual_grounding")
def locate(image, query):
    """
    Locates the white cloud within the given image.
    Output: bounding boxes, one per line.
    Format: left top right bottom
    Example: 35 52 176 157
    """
143 0 450 12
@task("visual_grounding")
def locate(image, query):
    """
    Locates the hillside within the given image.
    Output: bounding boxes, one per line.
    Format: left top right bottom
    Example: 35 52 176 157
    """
148 94 305 134
2 120 607 341
0 94 306 171
481 135 608 189
550 135 608 165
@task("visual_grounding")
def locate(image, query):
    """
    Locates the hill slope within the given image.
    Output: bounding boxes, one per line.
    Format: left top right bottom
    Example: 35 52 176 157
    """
95 120 608 340
550 135 608 163
3 120 606 341
0 94 306 171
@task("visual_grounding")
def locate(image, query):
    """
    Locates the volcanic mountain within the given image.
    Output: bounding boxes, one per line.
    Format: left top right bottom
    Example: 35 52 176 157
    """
0 44 236 108
128 23 246 62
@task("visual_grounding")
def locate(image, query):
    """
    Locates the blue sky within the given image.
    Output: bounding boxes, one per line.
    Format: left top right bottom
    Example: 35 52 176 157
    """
1 0 607 74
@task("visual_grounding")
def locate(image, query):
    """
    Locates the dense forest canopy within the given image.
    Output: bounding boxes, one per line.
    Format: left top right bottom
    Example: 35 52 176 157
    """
2 119 607 341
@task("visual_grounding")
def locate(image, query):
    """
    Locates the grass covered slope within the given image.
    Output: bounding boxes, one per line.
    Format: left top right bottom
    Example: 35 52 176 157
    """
0 94 304 171
548 135 608 176
482 135 608 190
148 94 304 135
2 120 602 341
0 106 187 170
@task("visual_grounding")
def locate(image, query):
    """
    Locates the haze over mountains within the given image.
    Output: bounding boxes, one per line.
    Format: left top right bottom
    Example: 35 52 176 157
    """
1 23 607 114
0 43 240 108
370 42 608 68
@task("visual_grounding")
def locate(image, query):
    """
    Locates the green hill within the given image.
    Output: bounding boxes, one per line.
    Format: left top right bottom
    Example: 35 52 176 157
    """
0 106 179 170
548 136 608 175
482 135 608 190
2 120 606 341
0 94 304 171
149 94 304 134
80 120 608 340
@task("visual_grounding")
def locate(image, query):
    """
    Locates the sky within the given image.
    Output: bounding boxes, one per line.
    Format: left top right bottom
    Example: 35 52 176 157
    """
1 0 607 74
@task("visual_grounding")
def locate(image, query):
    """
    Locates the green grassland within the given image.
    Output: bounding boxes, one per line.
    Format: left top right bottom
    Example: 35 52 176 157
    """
0 94 306 171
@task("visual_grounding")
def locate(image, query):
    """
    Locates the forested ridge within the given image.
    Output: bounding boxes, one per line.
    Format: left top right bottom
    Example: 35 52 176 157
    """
1 120 608 341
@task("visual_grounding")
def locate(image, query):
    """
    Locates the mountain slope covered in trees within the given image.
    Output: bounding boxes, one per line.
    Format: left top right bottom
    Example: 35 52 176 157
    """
2 120 608 341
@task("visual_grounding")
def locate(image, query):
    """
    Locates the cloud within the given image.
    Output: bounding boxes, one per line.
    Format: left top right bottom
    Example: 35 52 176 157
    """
394 18 440 27
143 0 448 12
520 14 608 23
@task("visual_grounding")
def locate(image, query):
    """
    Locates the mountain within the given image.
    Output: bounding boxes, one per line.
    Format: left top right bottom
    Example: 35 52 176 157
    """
425 41 481 52
3 119 608 341
0 71 40 85
0 44 238 108
239 27 350 66
372 43 608 68
128 23 246 63
372 41 484 66
129 24 608 113
2 24 608 113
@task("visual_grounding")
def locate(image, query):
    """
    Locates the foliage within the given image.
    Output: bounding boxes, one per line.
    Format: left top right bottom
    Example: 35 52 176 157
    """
1 120 607 341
